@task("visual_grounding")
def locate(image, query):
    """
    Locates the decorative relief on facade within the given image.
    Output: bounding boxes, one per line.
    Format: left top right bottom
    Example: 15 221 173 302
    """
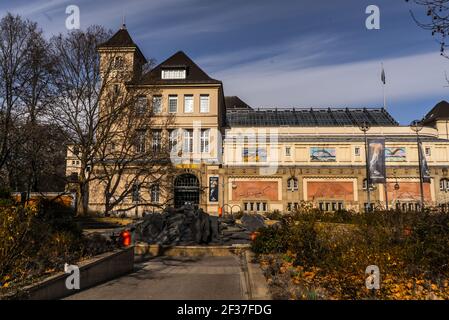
232 181 279 201
306 181 354 201
387 182 432 202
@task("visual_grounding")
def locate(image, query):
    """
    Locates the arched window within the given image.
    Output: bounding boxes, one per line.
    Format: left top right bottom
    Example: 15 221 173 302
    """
287 177 298 191
440 178 449 191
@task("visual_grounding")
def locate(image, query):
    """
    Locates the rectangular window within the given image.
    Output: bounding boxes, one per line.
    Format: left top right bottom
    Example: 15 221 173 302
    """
244 202 248 211
168 95 178 113
114 56 124 69
150 184 160 203
425 147 431 156
200 129 210 153
355 147 361 156
113 84 120 96
169 129 178 152
285 146 291 157
183 129 193 153
161 69 186 79
152 130 162 153
152 96 162 113
132 183 140 203
200 95 210 113
136 96 147 115
184 95 194 113
135 130 146 153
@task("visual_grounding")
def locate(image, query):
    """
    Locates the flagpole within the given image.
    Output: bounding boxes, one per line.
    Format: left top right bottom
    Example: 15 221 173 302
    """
382 62 386 109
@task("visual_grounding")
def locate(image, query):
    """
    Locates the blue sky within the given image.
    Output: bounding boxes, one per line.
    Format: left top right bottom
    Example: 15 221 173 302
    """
2 0 449 124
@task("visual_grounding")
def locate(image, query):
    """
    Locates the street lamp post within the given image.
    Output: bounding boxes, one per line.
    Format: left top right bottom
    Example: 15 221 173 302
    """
410 120 425 212
219 174 226 217
359 121 371 212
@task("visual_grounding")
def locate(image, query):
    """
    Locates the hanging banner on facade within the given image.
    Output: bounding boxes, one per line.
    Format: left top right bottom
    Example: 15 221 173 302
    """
418 141 431 183
367 138 386 184
209 176 219 202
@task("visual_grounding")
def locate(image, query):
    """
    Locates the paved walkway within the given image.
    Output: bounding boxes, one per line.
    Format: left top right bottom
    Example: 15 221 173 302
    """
65 255 248 300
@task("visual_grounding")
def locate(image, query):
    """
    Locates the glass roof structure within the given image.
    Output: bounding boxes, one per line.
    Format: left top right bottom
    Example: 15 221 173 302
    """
226 108 398 127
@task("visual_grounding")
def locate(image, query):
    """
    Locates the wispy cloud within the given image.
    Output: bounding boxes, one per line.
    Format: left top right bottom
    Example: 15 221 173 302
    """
196 35 344 73
210 50 449 110
7 0 70 17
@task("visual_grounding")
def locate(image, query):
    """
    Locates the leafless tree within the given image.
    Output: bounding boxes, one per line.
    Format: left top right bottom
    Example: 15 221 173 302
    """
0 13 67 195
48 26 175 216
47 26 114 215
407 0 449 57
0 14 38 181
18 23 57 194
95 93 175 216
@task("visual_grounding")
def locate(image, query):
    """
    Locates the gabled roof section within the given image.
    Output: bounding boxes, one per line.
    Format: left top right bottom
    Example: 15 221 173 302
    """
422 100 449 125
139 51 222 85
226 107 399 127
225 96 253 111
98 25 146 62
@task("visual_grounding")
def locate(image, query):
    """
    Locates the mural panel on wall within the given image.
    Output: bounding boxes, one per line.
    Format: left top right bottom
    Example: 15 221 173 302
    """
386 182 432 202
242 148 267 162
385 147 406 162
310 147 336 162
307 181 354 201
232 181 279 201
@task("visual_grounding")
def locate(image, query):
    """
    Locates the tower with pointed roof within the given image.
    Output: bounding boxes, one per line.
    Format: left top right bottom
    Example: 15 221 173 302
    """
97 23 147 82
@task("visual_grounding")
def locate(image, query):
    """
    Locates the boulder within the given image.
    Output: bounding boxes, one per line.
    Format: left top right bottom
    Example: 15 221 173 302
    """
240 213 266 232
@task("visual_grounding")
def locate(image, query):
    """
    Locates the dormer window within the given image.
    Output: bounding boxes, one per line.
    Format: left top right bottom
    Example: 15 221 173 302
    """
161 68 186 79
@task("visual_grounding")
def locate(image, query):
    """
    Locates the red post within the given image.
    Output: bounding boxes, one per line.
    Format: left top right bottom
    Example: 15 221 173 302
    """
120 230 132 247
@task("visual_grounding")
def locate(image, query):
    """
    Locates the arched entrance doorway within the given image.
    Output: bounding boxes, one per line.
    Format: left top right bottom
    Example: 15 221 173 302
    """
174 174 200 208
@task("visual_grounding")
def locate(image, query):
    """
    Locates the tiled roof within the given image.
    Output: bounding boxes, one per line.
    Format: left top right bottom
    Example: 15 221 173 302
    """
139 51 222 85
422 100 449 125
225 96 253 110
226 108 399 127
98 26 146 62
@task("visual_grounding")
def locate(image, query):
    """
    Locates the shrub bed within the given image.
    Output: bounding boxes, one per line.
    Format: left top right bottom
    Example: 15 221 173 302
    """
252 210 449 300
0 198 117 295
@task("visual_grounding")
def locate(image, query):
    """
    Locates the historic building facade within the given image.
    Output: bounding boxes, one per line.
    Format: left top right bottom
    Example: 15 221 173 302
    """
66 26 449 215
